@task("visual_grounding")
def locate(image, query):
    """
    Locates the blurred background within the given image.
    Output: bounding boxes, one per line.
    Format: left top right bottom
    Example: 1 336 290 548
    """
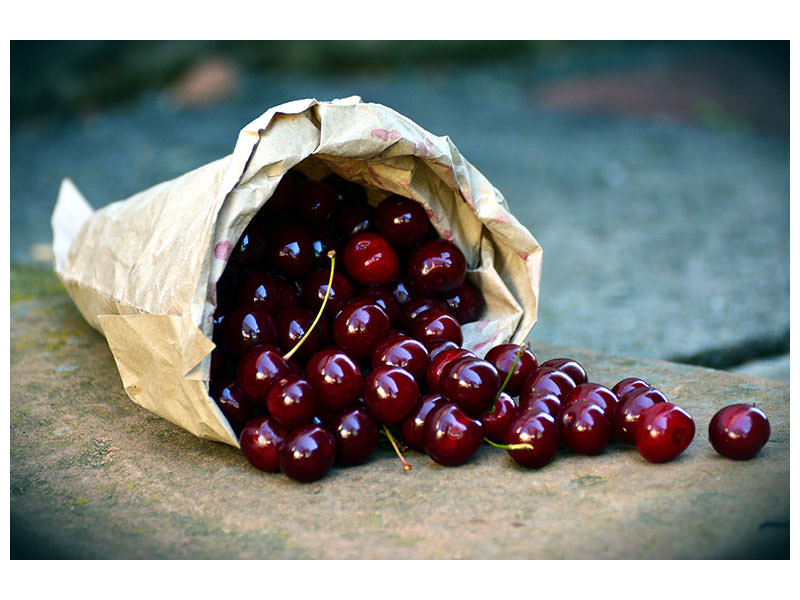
10 40 789 379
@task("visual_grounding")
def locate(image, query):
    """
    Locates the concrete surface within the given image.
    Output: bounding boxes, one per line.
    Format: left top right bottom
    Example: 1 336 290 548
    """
9 266 789 559
9 44 789 380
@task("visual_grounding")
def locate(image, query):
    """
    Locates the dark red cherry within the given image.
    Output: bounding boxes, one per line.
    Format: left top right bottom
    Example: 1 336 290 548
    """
708 404 770 460
505 411 560 469
267 223 315 280
294 179 338 223
258 172 295 218
274 307 331 361
484 344 538 397
363 366 420 425
407 239 467 294
524 366 577 400
423 403 484 466
357 286 401 324
336 201 375 238
213 382 255 433
374 194 430 249
440 357 499 417
219 307 277 358
265 376 317 431
558 400 611 455
479 392 519 444
400 393 447 452
307 223 344 267
343 232 399 286
440 280 485 324
613 386 668 444
236 345 292 402
563 383 619 422
636 402 695 463
611 377 649 398
238 271 281 312
428 340 459 360
332 301 391 359
278 424 336 482
330 406 380 466
389 278 417 305
273 277 300 309
519 390 562 419
230 221 268 269
301 268 354 318
304 349 363 412
239 415 287 473
539 358 588 386
371 335 430 380
401 297 451 331
322 173 367 205
426 347 477 393
411 309 463 348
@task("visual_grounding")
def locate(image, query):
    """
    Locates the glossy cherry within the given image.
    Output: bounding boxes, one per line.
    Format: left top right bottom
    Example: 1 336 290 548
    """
219 307 277 358
479 392 519 444
389 278 417 305
239 415 287 473
332 301 391 359
275 307 331 360
708 404 770 460
336 201 375 238
524 366 577 400
307 224 343 267
238 271 281 312
294 179 339 223
266 375 317 431
304 348 363 412
330 406 380 466
213 382 255 433
440 280 485 324
611 377 649 399
423 403 484 466
505 411 560 469
636 402 695 463
363 366 420 425
343 232 399 286
484 344 538 397
558 400 612 455
374 194 430 249
539 358 588 386
563 383 619 422
230 221 268 269
236 345 292 402
400 393 447 452
301 268 354 319
357 286 401 324
426 347 477 392
440 357 499 417
613 386 668 444
267 223 315 280
411 309 463 348
407 239 467 294
371 335 430 380
401 297 450 331
519 390 562 419
278 424 336 482
427 340 459 360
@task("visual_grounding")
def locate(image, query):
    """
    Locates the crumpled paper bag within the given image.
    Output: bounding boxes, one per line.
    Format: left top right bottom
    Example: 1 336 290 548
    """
51 96 542 447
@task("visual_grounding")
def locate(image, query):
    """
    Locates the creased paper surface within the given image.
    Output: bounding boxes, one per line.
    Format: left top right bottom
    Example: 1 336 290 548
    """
52 97 542 447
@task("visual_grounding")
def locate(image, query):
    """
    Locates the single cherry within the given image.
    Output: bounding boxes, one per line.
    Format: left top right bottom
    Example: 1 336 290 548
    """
708 404 770 460
426 347 477 392
294 179 338 223
213 382 255 433
504 411 560 469
563 383 619 422
237 271 281 312
400 393 447 452
374 194 430 249
307 224 344 267
427 340 459 360
410 309 463 348
332 301 391 359
330 406 380 466
279 424 336 482
484 344 538 397
363 366 420 425
371 335 430 380
611 377 649 398
539 358 588 386
265 375 317 431
440 357 499 417
636 402 695 463
236 345 292 402
343 232 399 286
219 307 277 358
519 390 563 419
275 307 331 360
304 348 363 412
613 386 668 444
423 403 484 466
239 415 287 473
357 286 402 324
301 268 354 318
267 223 315 280
523 366 577 400
230 221 268 269
558 400 612 455
479 392 519 444
401 297 451 331
336 201 375 238
407 239 467 294
440 280 485 324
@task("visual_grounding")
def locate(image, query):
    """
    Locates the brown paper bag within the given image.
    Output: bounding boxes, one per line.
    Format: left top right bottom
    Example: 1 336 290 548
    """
51 96 542 447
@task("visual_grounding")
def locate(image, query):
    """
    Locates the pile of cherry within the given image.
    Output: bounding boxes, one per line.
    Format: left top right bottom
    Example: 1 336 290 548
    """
210 169 771 483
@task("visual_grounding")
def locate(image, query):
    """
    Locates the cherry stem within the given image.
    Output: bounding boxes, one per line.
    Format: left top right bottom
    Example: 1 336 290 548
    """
484 438 534 452
487 346 525 413
383 425 412 471
283 250 336 361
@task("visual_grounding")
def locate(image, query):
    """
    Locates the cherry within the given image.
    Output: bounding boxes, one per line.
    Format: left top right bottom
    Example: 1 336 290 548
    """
636 402 695 463
371 335 430 380
558 400 611 455
613 386 668 444
236 345 292 402
278 424 336 482
407 239 467 294
708 404 770 460
563 383 619 422
301 268 354 318
332 301 391 359
389 278 417 305
212 382 255 433
343 232 399 286
363 366 420 425
400 393 447 452
374 194 430 249
401 297 450 331
272 276 300 309
479 392 519 444
275 307 331 360
239 415 287 473
524 366 577 400
307 224 344 267
504 411 560 469
440 357 499 417
304 348 363 412
611 377 649 398
237 271 281 312
484 344 538 397
427 340 459 360
411 309 463 349
440 280 485 324
426 347 476 393
330 406 380 466
519 390 562 419
539 358 588 386
267 223 315 280
357 286 402 324
423 402 484 466
294 179 338 223
219 307 277 358
265 375 317 431
230 221 268 269
336 201 375 238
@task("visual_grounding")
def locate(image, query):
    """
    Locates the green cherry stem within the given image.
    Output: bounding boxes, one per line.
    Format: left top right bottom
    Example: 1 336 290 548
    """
283 250 336 361
484 437 534 452
383 425 412 471
486 346 525 414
